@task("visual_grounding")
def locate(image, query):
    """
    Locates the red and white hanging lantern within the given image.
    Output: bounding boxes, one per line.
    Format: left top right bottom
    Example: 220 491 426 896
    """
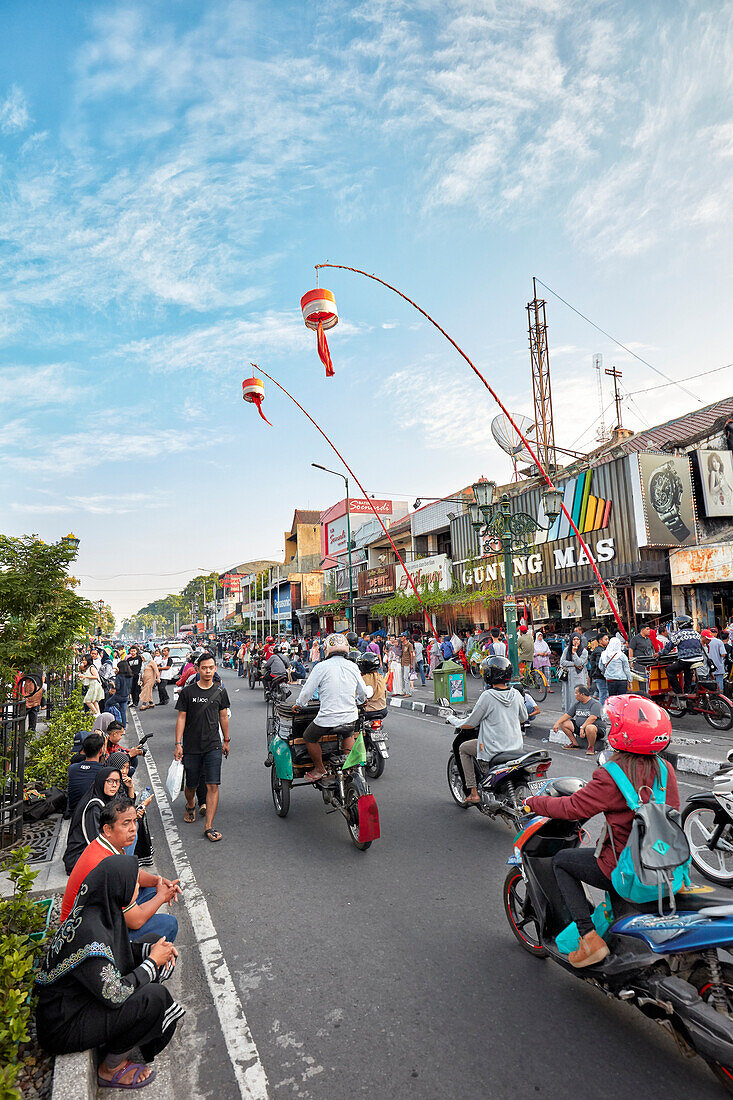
301 287 338 377
242 375 272 425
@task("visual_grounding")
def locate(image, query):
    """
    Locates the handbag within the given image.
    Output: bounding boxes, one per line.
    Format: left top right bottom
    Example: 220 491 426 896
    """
386 669 394 693
558 666 569 682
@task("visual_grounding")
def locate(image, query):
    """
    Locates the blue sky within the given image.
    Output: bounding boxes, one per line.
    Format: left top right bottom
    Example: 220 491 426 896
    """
1 0 731 623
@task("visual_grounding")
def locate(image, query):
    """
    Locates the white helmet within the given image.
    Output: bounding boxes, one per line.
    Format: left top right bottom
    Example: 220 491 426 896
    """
325 633 349 657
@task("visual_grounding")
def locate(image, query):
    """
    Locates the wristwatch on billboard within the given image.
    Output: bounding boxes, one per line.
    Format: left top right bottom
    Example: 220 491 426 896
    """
648 460 690 540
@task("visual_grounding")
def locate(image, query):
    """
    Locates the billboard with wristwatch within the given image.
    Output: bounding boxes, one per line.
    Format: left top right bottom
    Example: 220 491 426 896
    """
629 453 697 548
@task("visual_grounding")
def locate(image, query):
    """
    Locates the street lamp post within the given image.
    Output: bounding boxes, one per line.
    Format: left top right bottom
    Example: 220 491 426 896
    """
96 598 105 640
470 479 562 676
312 462 353 630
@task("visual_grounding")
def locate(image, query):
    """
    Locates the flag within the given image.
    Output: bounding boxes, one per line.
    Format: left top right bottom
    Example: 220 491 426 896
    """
342 732 366 769
316 320 334 377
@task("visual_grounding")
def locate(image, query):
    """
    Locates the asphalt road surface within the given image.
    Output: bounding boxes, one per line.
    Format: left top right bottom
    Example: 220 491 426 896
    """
136 668 727 1099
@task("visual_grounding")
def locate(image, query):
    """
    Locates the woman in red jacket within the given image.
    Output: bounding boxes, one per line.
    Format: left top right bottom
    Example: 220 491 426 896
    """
525 694 679 969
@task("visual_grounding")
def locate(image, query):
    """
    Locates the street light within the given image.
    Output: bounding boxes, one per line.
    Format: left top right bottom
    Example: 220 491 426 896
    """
470 479 557 676
312 462 354 629
61 532 80 553
96 598 105 640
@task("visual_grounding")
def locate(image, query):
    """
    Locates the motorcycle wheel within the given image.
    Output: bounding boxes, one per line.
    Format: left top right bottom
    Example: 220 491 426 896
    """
345 785 371 851
468 662 481 679
528 670 548 703
681 805 733 884
663 693 686 718
447 756 468 806
271 767 290 817
690 964 733 1093
703 694 733 731
365 748 385 780
503 869 548 957
249 671 255 690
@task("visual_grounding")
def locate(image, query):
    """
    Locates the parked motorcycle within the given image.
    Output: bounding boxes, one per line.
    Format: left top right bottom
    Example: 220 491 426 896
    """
446 710 551 828
505 778 733 1094
683 749 733 885
364 714 389 779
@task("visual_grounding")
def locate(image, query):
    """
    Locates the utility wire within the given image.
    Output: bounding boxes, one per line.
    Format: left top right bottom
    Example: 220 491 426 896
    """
569 398 616 448
627 362 733 396
78 567 220 580
534 277 703 405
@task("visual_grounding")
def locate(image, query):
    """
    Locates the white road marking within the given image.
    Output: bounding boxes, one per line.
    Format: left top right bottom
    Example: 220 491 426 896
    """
130 708 270 1099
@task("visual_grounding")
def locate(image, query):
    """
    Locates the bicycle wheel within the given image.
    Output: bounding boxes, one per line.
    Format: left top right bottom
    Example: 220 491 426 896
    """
528 670 547 703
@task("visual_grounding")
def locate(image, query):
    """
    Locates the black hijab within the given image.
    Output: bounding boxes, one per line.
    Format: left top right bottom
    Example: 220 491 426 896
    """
37 855 138 991
63 767 123 873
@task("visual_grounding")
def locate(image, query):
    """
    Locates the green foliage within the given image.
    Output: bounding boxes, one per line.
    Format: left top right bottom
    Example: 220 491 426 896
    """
25 688 92 790
371 576 502 618
0 535 95 690
123 570 221 635
0 847 49 1100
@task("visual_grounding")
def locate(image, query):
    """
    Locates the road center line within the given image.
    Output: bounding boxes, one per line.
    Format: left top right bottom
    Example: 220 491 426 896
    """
130 708 269 1099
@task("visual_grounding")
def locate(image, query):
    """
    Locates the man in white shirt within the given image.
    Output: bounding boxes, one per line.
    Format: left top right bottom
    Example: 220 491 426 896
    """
294 633 370 782
703 629 728 692
414 638 425 686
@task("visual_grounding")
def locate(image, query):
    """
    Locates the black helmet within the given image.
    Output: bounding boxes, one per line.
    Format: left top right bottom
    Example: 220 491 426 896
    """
481 655 513 685
674 615 693 630
357 652 380 673
346 648 359 663
346 631 359 647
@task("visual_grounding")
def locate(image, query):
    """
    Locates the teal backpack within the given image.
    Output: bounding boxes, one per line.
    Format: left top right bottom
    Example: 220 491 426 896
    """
602 759 691 912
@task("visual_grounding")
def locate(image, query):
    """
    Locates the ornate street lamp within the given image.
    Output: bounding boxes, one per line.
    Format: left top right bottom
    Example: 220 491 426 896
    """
61 532 80 553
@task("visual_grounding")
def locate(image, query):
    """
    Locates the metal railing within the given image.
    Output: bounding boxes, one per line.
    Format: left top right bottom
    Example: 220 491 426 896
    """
0 694 26 850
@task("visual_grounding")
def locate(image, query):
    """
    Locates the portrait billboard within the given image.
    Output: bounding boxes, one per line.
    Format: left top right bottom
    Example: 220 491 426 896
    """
593 585 618 618
528 594 549 621
561 590 582 619
634 583 661 616
697 450 733 517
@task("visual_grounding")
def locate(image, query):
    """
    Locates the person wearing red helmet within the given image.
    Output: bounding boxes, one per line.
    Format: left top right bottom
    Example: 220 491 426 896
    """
263 636 276 661
525 695 679 969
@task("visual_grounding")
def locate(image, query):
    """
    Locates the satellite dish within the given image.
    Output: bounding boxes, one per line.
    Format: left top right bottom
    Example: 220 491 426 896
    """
491 413 536 463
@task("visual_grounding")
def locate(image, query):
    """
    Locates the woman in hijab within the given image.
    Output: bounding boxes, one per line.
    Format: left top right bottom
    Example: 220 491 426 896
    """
36 856 183 1089
599 634 632 696
533 630 554 693
139 657 160 711
106 751 155 866
63 768 123 875
92 712 115 738
559 633 588 712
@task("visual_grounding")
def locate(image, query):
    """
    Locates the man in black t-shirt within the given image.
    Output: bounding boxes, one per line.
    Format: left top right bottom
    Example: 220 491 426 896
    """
174 652 230 842
629 625 656 695
127 645 143 708
553 684 607 754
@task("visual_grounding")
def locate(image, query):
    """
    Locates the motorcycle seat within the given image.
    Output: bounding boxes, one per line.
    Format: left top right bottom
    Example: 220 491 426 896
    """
614 888 732 917
485 749 549 768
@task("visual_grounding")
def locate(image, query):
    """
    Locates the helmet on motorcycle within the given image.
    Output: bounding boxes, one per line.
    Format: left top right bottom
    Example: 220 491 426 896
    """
481 655 513 685
357 652 380 673
345 631 359 647
324 633 350 657
605 694 671 754
701 629 714 641
265 635 275 644
673 615 693 630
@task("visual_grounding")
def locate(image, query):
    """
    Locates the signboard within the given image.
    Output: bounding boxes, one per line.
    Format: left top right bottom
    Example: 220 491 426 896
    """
528 594 549 621
670 543 733 586
358 564 396 598
634 583 661 615
448 672 466 703
697 450 733 517
395 554 452 594
560 591 581 619
630 453 697 547
593 585 618 617
272 586 292 616
322 499 395 558
222 573 242 595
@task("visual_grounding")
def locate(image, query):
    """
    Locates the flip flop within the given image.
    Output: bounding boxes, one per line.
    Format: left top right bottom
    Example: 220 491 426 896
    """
98 1063 157 1090
563 744 581 750
184 807 196 823
304 770 325 783
204 828 222 842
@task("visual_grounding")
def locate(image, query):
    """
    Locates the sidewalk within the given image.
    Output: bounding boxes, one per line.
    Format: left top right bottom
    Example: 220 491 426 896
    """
390 676 730 778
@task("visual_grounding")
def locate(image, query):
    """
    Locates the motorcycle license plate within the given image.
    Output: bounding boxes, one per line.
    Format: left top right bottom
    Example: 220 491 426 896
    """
528 780 547 793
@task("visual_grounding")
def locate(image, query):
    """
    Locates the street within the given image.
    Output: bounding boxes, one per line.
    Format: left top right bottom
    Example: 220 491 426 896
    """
133 668 725 1099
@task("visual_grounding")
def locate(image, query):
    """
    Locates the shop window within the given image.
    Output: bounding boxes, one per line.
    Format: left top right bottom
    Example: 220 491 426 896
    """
437 531 452 557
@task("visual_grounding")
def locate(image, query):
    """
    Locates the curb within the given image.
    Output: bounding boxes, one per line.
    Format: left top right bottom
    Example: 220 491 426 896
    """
390 697 721 779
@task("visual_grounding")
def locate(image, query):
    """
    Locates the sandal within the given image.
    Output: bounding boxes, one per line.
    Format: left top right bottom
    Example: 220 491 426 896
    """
304 770 325 783
184 806 196 823
98 1063 157 1090
204 828 222 842
563 744 581 750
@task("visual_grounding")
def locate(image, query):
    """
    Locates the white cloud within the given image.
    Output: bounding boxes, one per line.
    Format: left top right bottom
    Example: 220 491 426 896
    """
0 85 30 134
11 492 162 515
0 363 81 406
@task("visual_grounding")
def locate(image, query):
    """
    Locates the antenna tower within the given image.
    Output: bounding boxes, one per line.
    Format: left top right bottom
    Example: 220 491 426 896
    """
593 353 609 442
527 279 557 473
605 365 624 430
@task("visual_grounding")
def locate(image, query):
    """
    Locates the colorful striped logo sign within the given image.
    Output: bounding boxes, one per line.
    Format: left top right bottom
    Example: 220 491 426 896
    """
534 469 612 544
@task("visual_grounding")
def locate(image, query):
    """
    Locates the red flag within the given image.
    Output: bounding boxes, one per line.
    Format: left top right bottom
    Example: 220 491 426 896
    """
316 320 334 377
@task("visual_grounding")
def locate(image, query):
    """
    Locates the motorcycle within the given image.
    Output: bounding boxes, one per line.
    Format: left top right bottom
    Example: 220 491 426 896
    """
683 749 733 885
446 710 551 828
364 714 389 780
645 655 733 731
264 684 380 851
505 778 733 1094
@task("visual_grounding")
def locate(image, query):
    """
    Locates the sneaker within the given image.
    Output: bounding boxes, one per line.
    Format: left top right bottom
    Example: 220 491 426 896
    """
568 930 610 968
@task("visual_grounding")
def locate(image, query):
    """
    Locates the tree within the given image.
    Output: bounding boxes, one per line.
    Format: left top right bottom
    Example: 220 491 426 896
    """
0 535 95 689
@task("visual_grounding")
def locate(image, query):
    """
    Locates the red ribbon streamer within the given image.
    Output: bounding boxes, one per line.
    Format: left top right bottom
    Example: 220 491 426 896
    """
253 396 273 426
317 321 334 377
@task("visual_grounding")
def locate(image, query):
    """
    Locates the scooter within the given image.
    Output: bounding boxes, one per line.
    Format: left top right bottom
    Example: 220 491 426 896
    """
505 777 733 1094
364 714 389 780
446 710 551 828
683 749 733 885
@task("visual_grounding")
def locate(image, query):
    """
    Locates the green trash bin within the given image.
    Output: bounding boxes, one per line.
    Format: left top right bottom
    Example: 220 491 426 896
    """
433 659 467 705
